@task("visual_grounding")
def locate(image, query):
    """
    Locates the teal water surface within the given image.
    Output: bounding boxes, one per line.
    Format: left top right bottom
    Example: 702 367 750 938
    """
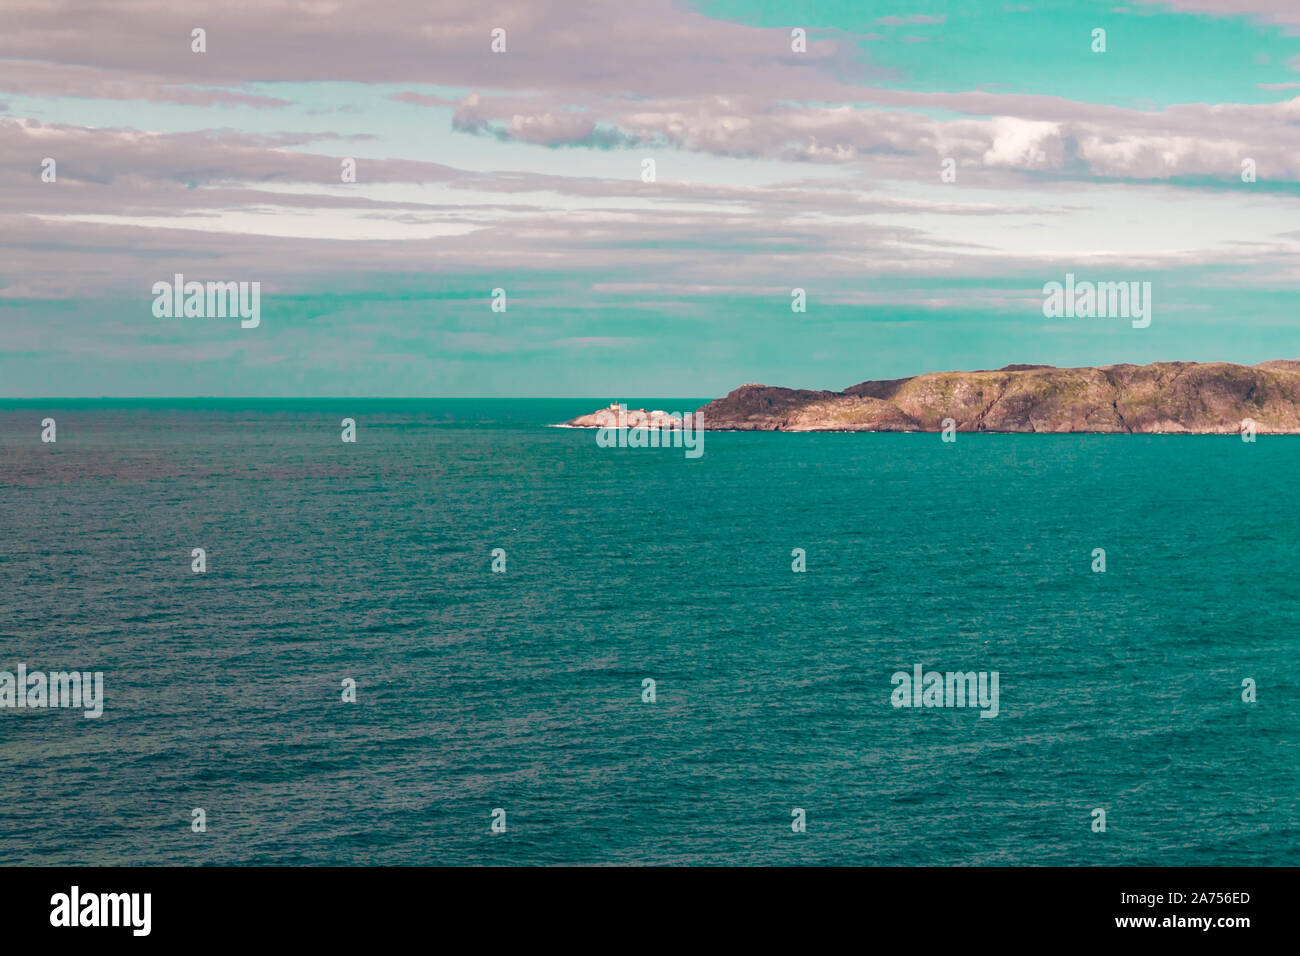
0 400 1296 865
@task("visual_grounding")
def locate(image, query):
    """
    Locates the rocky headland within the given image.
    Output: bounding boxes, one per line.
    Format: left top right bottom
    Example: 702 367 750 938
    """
560 361 1300 433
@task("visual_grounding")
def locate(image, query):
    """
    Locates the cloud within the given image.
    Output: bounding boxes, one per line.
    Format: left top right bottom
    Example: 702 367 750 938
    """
0 0 877 99
0 60 289 107
6 0 1298 187
981 118 1063 168
876 15 946 25
3 0 1298 323
450 93 637 148
432 88 1300 182
1133 0 1300 29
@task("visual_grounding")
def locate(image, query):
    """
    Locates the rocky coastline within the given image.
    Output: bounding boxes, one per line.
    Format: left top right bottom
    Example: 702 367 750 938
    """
559 361 1300 433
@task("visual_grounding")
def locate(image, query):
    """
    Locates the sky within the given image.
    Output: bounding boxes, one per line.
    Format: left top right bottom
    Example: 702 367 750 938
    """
2 0 1299 397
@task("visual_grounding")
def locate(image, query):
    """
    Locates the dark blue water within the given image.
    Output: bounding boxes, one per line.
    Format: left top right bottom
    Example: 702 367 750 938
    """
1 400 1296 865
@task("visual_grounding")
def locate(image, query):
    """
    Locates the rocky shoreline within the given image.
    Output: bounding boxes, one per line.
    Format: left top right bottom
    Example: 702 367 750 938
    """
560 361 1300 433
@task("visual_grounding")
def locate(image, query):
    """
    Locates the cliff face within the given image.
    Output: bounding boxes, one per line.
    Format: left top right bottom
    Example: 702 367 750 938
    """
688 361 1300 433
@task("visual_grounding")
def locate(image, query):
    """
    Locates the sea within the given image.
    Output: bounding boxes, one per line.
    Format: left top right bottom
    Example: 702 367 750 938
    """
1 399 1296 865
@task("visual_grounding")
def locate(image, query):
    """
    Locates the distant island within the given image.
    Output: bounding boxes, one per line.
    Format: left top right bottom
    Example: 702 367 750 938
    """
560 361 1300 433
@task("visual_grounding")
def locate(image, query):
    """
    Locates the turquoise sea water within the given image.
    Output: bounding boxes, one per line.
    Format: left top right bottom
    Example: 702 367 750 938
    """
0 400 1296 865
